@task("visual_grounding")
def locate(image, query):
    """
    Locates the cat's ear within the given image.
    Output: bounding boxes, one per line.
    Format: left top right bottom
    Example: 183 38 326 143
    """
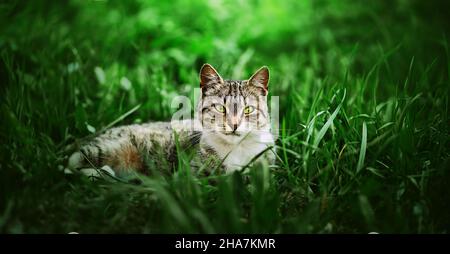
248 66 269 95
200 63 223 90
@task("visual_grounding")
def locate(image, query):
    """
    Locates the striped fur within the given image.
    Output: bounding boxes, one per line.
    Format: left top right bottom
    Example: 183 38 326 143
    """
68 64 275 177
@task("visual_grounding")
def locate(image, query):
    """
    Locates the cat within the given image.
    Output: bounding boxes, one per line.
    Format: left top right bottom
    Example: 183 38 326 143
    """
67 64 276 178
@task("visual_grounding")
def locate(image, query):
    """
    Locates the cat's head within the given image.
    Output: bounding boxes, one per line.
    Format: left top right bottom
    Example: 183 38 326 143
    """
197 63 270 143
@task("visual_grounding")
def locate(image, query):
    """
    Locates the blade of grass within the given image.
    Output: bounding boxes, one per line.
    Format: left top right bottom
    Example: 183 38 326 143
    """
312 89 346 149
357 121 368 173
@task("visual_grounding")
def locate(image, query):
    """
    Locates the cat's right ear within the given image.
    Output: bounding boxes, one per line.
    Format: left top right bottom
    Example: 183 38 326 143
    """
200 64 223 90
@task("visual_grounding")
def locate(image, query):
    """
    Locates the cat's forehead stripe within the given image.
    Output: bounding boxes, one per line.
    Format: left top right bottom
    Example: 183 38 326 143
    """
224 80 244 97
204 79 264 98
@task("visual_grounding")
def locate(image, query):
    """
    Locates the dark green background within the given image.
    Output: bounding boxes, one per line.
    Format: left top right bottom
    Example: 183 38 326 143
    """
0 0 449 233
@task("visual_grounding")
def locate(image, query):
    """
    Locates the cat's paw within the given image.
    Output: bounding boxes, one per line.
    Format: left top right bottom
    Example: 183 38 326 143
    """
66 150 117 181
80 166 116 181
80 168 101 178
68 151 84 170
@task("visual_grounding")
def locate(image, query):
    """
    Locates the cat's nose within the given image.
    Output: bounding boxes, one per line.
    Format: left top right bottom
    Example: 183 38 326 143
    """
229 116 239 132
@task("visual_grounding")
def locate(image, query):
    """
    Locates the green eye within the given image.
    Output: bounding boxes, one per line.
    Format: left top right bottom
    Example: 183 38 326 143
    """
244 106 255 114
214 104 226 113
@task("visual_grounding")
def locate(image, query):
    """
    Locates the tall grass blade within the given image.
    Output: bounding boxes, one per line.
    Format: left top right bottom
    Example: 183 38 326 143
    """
357 121 368 173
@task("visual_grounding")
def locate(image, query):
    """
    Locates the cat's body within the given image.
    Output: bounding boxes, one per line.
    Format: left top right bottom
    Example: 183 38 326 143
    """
68 64 275 177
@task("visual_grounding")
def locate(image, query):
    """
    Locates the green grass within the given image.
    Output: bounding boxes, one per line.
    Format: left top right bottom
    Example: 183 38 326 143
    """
1 0 449 233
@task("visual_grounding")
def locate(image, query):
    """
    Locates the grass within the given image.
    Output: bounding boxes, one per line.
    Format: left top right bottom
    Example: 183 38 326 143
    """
0 0 449 233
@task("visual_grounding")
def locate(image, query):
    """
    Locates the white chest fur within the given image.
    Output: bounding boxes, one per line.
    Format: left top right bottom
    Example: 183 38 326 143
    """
202 131 274 173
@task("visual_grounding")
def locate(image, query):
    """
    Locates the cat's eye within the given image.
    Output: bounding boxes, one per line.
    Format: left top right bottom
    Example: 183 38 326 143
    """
214 104 226 113
244 106 255 114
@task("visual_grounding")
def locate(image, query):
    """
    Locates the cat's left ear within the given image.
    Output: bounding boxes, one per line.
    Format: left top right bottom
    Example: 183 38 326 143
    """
248 66 269 95
200 63 223 90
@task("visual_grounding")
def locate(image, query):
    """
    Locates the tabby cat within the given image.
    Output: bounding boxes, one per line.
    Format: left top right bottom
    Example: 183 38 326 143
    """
68 64 275 177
